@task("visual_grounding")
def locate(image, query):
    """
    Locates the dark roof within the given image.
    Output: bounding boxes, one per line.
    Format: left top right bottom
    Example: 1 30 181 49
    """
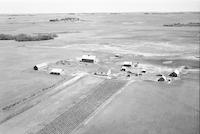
169 72 178 77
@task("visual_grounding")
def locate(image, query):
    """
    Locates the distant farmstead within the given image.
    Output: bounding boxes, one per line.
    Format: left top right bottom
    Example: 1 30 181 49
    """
33 63 48 70
81 55 96 63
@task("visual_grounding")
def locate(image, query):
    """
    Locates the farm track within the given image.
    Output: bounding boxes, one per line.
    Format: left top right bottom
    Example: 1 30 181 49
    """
37 79 127 134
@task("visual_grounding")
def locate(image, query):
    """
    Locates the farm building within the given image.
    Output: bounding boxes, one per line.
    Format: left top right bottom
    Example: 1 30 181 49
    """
158 75 167 82
81 55 96 63
122 61 132 67
94 67 111 76
169 70 180 77
120 66 127 71
49 68 64 75
141 69 146 73
33 63 48 70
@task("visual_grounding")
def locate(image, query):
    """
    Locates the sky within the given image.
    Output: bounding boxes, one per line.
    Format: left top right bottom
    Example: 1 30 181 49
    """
0 0 199 13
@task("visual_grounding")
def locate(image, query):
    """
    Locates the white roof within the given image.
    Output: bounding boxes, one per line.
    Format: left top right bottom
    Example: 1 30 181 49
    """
82 55 96 60
141 68 146 71
121 66 127 69
50 68 64 73
174 69 180 74
115 54 120 56
123 61 132 65
161 75 167 80
36 62 48 68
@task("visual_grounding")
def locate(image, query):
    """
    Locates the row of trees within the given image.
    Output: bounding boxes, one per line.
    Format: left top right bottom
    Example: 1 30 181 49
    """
0 33 58 42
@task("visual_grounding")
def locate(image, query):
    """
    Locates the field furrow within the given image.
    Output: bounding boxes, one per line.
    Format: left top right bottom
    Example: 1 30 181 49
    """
37 79 127 134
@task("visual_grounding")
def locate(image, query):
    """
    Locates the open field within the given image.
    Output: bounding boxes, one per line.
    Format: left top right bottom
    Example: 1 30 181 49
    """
0 12 199 134
75 72 199 134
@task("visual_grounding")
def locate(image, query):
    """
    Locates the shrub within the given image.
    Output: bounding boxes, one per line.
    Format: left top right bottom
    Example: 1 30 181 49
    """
0 34 14 40
0 33 58 42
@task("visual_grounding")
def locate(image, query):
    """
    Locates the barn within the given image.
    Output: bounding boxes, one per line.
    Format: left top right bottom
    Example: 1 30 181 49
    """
33 63 48 70
81 55 96 63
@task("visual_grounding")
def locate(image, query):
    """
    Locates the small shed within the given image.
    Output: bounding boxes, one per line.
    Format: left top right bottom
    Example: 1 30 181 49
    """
122 61 132 67
169 70 180 77
81 55 96 63
33 63 48 70
49 68 64 75
158 75 167 82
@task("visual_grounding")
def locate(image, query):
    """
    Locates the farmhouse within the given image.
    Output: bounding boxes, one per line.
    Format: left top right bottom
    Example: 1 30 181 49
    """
33 63 48 70
122 61 132 67
49 68 64 75
81 55 96 63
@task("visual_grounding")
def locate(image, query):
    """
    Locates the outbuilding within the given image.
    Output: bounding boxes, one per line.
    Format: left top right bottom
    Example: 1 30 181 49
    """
120 66 127 71
122 61 132 67
49 68 64 75
81 55 96 63
141 69 146 73
33 63 48 70
158 75 167 82
94 67 111 76
169 70 180 77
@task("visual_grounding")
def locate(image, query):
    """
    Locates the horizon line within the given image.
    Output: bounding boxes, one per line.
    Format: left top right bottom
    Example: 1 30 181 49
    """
0 11 200 15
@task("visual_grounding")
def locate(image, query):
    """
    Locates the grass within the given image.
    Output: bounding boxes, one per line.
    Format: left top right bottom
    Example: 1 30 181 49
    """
0 33 58 42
